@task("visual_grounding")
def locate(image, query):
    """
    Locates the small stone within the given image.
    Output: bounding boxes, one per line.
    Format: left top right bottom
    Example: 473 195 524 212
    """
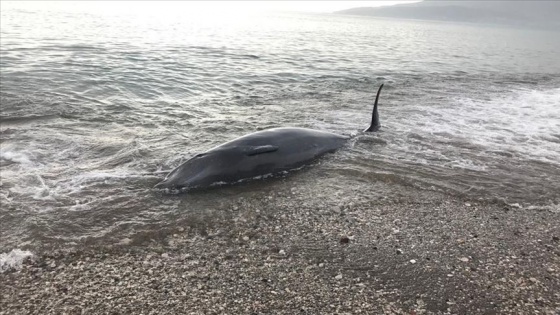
447 274 454 277
318 263 325 268
465 203 471 207
340 236 350 244
242 236 249 242
529 277 538 283
177 227 185 232
279 250 286 256
396 249 403 255
459 257 469 262
161 253 169 258
410 259 417 264
335 274 343 280
118 238 132 245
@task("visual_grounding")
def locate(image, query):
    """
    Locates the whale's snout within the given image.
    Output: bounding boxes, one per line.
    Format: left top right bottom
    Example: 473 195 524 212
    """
154 177 174 189
154 173 192 190
153 181 166 189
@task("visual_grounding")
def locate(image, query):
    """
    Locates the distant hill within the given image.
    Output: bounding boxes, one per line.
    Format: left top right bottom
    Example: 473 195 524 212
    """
336 1 560 29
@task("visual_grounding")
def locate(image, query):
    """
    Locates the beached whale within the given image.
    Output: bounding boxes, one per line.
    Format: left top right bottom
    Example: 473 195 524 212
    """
154 84 384 190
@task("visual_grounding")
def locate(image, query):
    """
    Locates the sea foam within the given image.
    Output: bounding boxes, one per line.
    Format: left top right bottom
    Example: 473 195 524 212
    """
0 249 34 272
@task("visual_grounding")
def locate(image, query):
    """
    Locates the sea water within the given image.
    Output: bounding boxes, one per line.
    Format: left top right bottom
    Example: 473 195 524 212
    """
1 6 559 254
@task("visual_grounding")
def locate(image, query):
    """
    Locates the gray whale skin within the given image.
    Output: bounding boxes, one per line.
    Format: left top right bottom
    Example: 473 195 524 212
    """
155 84 384 190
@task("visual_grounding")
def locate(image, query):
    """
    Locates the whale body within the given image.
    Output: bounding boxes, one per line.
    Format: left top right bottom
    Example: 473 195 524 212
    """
155 84 384 190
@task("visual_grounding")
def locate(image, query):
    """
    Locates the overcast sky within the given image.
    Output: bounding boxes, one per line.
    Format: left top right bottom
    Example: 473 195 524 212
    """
3 1 421 15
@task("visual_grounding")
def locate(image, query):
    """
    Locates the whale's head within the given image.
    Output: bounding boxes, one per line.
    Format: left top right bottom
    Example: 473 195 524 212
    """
154 151 225 190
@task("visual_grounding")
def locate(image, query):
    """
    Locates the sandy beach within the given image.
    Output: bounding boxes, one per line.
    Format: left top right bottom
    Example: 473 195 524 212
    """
2 190 559 314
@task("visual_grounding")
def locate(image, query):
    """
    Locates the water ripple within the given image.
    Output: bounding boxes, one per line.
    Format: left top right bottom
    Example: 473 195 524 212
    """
1 8 559 250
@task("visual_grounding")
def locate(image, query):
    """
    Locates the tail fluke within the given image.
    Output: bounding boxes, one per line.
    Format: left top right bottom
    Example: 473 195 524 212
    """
364 83 384 132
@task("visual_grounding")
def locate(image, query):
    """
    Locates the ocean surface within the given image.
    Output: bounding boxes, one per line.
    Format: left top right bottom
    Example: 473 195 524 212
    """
1 7 559 253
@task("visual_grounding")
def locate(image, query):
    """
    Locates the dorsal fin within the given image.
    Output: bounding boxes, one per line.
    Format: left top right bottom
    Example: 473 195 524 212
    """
245 145 278 156
364 84 384 132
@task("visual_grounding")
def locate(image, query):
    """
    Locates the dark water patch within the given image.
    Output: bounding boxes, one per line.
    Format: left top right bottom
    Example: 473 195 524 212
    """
0 114 59 125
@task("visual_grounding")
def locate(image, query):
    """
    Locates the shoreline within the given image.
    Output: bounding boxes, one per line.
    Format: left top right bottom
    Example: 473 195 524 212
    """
1 193 559 314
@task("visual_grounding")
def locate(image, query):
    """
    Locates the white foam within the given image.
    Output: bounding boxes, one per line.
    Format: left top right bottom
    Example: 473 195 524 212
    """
413 87 560 166
0 145 35 166
8 179 57 202
3 162 146 212
0 249 34 272
526 203 560 213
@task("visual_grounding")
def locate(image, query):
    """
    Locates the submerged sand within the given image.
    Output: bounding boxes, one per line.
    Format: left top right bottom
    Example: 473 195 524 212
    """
1 191 559 314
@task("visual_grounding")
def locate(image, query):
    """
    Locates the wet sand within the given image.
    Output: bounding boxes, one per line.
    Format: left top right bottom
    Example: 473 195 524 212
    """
1 191 559 314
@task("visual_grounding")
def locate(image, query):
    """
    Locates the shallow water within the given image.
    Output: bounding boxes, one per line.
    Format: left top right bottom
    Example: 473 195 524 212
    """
1 8 559 251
